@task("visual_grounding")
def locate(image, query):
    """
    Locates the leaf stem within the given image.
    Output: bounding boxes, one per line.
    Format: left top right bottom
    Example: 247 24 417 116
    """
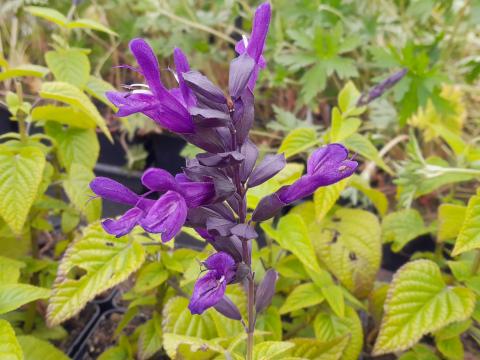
471 250 480 276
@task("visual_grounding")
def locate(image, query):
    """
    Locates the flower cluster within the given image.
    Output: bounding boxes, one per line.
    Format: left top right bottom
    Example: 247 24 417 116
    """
92 2 357 318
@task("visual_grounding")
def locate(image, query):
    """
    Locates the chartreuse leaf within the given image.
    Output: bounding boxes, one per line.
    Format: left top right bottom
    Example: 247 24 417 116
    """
0 146 46 234
382 209 430 252
45 49 90 88
18 336 69 360
321 285 345 318
67 19 117 35
98 335 132 360
279 282 324 314
162 297 219 359
344 133 393 174
138 312 163 360
0 256 25 284
0 65 49 81
31 105 96 129
256 307 282 341
47 224 146 326
0 319 23 360
452 193 480 256
63 163 101 222
134 262 168 293
311 209 381 298
40 82 112 141
435 336 463 360
398 344 440 360
25 6 68 26
438 204 466 242
349 175 388 216
253 341 294 360
373 260 476 355
278 127 319 158
0 283 50 314
313 306 363 360
45 123 99 171
286 337 349 360
313 178 349 221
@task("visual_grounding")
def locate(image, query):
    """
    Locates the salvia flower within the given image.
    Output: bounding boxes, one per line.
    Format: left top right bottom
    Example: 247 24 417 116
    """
188 252 236 314
90 167 216 241
252 144 358 221
106 39 195 134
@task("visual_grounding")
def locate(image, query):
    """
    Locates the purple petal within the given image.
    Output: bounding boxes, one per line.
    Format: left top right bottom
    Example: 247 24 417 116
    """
129 38 165 96
139 191 187 242
229 53 255 99
90 177 139 205
246 2 271 63
175 174 215 208
307 144 350 175
106 91 158 117
230 223 258 240
190 107 230 128
188 271 226 315
141 168 177 192
214 296 242 320
247 153 286 188
173 47 196 107
203 252 235 277
102 207 144 237
232 89 254 145
209 235 243 263
251 192 287 222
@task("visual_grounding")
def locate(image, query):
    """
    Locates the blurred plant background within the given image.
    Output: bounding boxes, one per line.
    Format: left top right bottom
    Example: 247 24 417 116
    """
2 0 480 359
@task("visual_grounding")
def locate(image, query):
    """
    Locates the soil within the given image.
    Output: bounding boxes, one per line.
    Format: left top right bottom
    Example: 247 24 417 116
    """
82 311 124 360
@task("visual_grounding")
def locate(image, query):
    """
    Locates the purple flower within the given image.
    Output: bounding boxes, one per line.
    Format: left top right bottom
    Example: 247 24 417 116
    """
189 252 236 315
252 144 358 221
90 168 216 241
106 39 195 134
235 2 271 91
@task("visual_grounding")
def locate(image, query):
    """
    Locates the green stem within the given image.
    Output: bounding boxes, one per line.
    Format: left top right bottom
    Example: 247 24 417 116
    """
14 81 27 143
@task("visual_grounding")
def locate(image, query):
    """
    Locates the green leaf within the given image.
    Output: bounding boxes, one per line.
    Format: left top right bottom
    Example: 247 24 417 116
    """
85 76 117 109
138 312 163 360
63 163 101 222
25 6 68 27
278 128 318 158
31 105 96 129
256 307 282 341
313 307 363 360
162 334 224 359
338 81 361 114
452 193 480 256
0 65 49 81
436 336 463 360
373 260 476 355
344 133 393 174
47 224 146 326
46 124 99 171
98 336 132 360
398 344 440 360
286 337 349 360
0 146 46 234
311 208 381 298
275 214 324 277
40 82 111 141
0 256 25 284
68 19 117 35
301 63 327 102
0 319 23 360
321 285 345 318
349 175 388 216
313 178 349 221
18 336 69 360
253 341 294 360
438 204 466 242
279 282 324 314
134 262 168 293
0 283 50 314
382 209 430 252
45 49 90 88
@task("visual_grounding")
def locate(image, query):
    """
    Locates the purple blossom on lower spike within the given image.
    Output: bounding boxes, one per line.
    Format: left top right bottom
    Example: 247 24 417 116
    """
252 144 358 221
188 252 236 314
